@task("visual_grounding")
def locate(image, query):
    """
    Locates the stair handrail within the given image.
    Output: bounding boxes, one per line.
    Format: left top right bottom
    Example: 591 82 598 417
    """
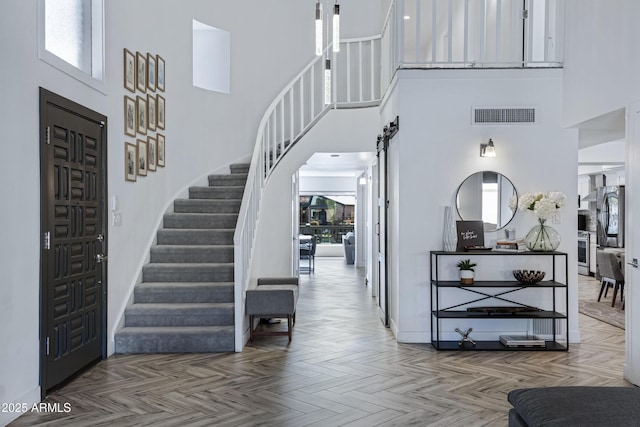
233 35 385 350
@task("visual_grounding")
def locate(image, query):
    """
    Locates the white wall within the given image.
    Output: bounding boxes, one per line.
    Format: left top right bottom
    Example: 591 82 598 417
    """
383 69 579 344
299 176 357 194
0 0 383 422
563 0 640 127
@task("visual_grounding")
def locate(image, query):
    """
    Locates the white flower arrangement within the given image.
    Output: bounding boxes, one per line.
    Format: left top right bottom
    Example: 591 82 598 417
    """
509 191 567 221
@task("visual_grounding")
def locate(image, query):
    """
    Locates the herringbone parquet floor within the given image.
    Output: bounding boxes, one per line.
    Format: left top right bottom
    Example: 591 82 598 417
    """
10 258 630 427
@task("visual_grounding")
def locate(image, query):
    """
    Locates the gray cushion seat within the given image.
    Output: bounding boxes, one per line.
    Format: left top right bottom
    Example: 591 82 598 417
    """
508 387 640 426
246 277 299 342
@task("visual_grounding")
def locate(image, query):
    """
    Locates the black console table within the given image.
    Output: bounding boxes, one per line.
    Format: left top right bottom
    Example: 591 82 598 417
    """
430 250 569 351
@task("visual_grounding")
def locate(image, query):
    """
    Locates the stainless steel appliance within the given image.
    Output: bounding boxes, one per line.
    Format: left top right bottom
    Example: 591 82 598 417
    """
596 186 625 248
578 231 590 275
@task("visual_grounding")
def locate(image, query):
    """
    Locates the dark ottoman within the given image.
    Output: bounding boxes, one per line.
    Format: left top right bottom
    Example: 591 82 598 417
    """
508 387 640 426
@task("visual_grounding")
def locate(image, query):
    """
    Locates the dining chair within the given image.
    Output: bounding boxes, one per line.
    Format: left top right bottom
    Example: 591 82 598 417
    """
597 251 625 309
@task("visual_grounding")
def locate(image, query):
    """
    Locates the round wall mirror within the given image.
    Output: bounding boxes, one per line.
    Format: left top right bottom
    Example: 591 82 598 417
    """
455 171 517 231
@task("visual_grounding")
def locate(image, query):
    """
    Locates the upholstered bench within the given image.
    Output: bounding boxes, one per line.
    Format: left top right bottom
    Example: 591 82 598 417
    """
245 277 299 342
508 387 640 426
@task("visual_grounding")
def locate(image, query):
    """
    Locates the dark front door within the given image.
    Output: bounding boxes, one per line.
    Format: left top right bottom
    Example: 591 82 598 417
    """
40 88 107 394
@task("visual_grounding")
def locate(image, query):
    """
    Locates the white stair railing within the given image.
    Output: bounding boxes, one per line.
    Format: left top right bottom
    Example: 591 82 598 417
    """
233 39 383 351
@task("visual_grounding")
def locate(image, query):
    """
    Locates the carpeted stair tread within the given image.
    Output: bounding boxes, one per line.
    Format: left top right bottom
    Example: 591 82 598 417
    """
125 303 234 327
114 326 234 353
230 163 250 174
150 245 234 263
207 174 248 186
189 186 244 199
174 199 241 213
135 282 233 303
143 263 234 282
156 229 234 245
163 212 238 229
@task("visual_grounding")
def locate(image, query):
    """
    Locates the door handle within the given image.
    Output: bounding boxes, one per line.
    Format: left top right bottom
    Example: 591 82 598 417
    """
628 258 639 269
96 254 108 263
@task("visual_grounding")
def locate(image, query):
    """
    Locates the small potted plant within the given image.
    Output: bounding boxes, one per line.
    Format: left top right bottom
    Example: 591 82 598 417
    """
457 259 477 284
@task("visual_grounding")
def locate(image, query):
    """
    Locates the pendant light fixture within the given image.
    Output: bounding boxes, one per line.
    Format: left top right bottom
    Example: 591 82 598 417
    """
332 3 340 52
324 59 332 104
315 1 323 56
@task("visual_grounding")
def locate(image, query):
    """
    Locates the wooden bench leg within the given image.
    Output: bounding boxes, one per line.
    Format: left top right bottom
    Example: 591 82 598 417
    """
287 315 293 342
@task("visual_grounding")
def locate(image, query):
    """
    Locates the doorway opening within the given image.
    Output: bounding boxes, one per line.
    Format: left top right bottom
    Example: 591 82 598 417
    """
293 152 374 276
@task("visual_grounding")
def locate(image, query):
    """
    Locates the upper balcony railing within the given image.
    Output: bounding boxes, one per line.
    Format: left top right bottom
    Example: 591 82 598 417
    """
383 0 563 77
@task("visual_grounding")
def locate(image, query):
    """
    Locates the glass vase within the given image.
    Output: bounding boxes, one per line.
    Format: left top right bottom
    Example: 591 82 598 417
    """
443 206 457 252
525 218 561 252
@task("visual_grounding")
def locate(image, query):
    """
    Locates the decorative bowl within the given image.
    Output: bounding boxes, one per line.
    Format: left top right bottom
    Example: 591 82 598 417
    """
512 270 546 284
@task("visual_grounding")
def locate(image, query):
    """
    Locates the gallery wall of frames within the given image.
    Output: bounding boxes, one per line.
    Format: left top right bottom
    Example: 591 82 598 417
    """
123 48 166 182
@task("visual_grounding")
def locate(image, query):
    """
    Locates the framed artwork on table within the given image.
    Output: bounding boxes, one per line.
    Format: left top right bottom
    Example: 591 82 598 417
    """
147 136 157 172
455 220 486 251
125 142 137 182
157 133 165 167
124 96 136 137
157 55 165 91
136 96 147 135
147 53 156 92
124 49 136 92
136 51 146 92
137 139 148 177
157 94 165 129
147 94 156 131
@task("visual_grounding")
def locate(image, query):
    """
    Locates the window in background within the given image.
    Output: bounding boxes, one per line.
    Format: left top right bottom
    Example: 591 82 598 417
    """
193 20 231 94
39 0 105 91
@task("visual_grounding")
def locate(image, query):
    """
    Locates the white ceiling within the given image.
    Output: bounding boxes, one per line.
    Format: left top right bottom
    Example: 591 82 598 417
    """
299 152 375 177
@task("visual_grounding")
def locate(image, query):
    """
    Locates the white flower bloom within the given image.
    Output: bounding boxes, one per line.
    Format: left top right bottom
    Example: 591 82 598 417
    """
515 191 567 220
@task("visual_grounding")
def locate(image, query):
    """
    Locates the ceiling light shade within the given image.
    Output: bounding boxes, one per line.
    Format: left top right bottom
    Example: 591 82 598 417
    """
480 138 496 157
359 176 367 185
315 2 323 56
332 4 340 52
324 59 332 104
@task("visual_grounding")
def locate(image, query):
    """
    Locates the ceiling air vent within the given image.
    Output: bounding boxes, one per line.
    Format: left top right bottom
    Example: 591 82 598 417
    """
472 107 536 125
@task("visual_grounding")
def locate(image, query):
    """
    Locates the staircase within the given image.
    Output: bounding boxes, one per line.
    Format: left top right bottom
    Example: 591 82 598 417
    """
115 163 249 353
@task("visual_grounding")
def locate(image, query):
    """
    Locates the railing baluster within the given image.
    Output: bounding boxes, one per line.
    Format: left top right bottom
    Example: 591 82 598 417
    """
431 0 437 62
347 43 352 103
299 75 304 132
447 0 453 62
415 0 421 62
358 41 364 102
495 0 502 63
544 0 550 62
527 0 535 64
371 40 376 99
480 0 486 64
463 0 469 64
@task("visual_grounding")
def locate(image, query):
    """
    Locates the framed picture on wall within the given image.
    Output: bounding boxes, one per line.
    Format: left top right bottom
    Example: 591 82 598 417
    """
157 94 165 129
157 133 165 167
147 53 156 92
124 96 136 137
157 55 165 91
136 96 147 135
136 51 146 92
125 142 137 182
124 49 136 92
147 94 156 131
147 135 157 172
137 139 148 176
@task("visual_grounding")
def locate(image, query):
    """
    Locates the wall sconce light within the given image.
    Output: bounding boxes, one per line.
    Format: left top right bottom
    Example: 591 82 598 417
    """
480 138 496 157
315 2 323 56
